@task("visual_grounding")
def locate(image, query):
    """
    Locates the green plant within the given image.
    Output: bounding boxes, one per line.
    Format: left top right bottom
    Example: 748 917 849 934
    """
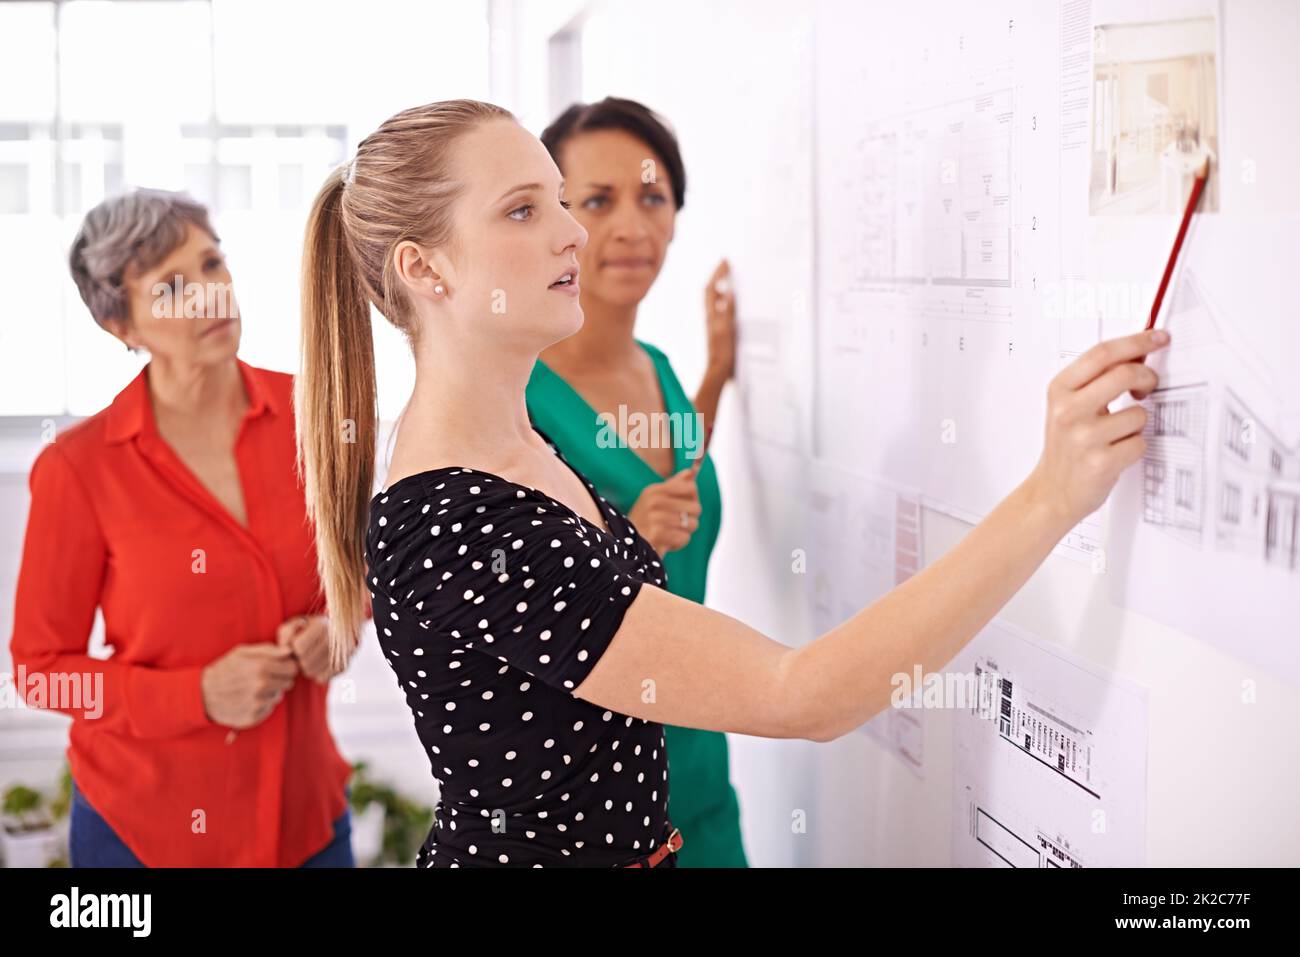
348 761 434 867
2 785 52 834
2 766 74 866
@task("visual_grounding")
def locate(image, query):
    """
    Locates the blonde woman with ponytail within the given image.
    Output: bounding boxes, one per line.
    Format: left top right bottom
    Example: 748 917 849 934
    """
296 99 1171 868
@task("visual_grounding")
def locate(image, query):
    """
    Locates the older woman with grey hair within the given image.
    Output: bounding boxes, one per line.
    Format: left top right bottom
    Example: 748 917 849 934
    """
9 188 357 867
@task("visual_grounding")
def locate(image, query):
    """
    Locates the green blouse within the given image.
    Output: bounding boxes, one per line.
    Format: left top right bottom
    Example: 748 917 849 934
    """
526 340 748 867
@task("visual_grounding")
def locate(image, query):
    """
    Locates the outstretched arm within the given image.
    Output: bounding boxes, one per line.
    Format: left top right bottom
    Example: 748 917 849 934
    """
576 329 1168 741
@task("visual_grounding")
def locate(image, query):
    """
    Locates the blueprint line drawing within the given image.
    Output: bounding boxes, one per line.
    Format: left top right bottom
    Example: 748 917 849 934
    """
1142 381 1300 566
894 493 922 584
813 1 1087 528
1109 261 1300 675
1135 272 1300 569
851 90 1014 289
867 708 925 779
806 461 927 775
807 463 924 633
970 806 1085 868
1140 382 1210 546
951 619 1148 868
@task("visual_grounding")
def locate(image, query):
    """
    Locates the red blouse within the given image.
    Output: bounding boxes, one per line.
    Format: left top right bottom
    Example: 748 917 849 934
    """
9 359 353 867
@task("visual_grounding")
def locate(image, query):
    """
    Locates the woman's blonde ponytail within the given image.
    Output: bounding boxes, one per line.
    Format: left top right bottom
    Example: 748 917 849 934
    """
294 99 514 672
296 168 377 671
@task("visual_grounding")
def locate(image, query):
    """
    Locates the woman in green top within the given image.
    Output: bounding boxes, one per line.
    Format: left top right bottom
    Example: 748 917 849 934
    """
527 97 746 867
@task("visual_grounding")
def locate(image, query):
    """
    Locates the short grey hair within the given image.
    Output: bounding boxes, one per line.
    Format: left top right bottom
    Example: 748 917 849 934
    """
68 188 219 328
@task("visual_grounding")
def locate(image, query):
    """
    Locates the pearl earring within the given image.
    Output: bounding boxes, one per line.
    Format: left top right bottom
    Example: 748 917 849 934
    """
434 284 445 295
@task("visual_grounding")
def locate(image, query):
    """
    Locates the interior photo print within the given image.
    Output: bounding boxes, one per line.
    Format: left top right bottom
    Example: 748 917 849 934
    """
0 0 1294 941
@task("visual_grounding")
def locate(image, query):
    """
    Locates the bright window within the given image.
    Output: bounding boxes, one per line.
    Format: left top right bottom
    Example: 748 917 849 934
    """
0 0 490 420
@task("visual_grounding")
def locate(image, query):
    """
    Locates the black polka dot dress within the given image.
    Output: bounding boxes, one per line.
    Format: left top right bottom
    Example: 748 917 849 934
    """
365 427 672 867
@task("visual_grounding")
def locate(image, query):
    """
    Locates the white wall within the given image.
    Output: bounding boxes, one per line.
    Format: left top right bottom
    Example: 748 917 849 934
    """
511 0 1300 867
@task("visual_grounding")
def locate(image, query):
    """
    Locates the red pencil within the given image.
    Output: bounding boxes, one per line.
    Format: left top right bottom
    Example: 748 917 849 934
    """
1146 155 1212 331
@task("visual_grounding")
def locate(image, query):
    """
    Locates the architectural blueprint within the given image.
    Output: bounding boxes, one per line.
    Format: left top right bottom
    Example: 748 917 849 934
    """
813 0 1107 562
807 462 926 773
1109 263 1300 674
951 619 1148 867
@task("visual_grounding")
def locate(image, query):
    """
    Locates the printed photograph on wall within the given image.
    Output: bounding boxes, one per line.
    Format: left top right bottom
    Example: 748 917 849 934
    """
1090 16 1220 214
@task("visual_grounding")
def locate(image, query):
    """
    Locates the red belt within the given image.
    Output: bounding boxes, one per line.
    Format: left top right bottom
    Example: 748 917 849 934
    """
622 826 683 868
